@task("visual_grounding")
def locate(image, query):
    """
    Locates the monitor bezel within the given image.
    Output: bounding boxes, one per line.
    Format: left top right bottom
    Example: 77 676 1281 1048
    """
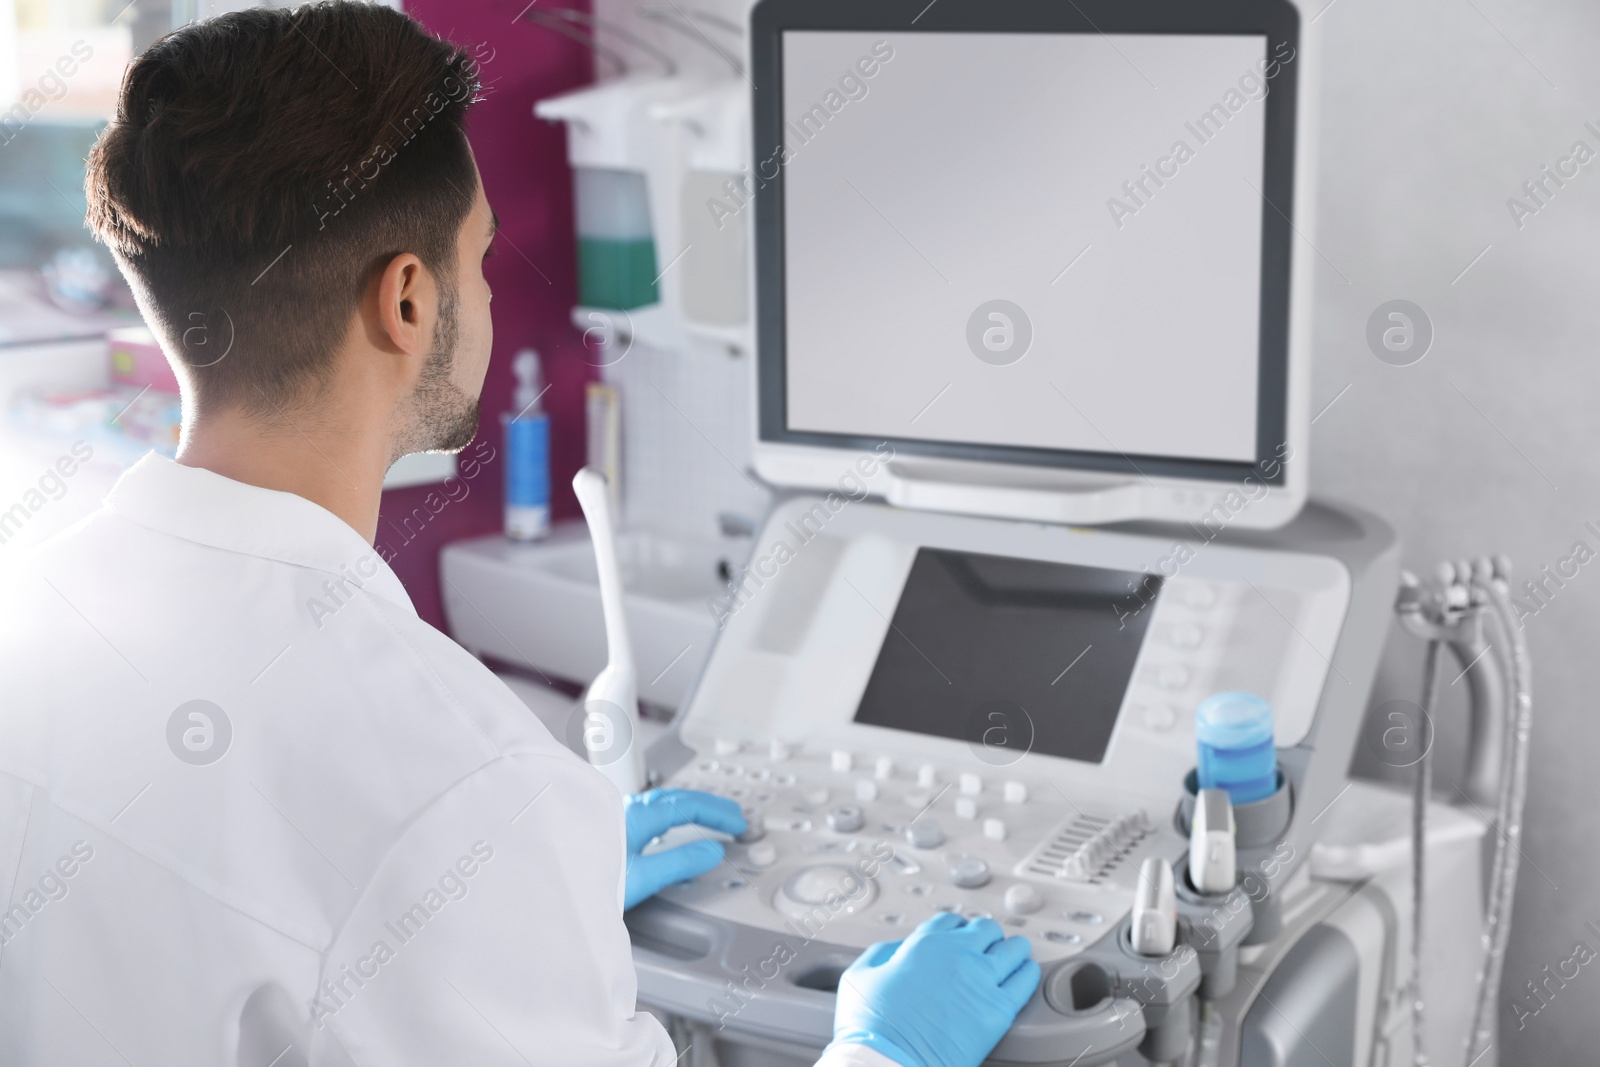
751 0 1303 489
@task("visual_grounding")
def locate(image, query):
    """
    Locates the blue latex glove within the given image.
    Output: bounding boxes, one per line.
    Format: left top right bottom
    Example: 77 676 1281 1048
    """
623 789 747 910
828 913 1041 1067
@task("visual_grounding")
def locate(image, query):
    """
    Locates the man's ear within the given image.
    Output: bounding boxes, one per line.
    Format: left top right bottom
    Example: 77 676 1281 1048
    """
373 252 431 358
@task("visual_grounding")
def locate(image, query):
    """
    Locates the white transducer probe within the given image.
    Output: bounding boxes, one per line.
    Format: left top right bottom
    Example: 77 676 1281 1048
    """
1132 856 1178 956
1189 788 1238 895
573 467 647 794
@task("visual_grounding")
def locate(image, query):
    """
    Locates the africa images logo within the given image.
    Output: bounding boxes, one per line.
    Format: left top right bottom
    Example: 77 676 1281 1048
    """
166 700 232 766
966 300 1033 366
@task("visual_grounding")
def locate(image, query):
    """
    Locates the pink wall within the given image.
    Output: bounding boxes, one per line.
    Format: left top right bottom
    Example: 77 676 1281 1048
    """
378 0 593 628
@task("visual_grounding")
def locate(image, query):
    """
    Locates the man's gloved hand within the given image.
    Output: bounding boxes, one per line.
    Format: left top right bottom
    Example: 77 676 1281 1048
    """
623 789 747 910
827 913 1041 1067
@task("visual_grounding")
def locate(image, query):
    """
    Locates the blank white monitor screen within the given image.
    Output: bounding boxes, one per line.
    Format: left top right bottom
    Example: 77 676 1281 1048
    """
781 31 1271 466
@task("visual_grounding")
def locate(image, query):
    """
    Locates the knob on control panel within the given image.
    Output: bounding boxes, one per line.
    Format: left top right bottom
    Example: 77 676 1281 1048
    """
827 805 865 833
736 809 766 844
950 856 991 889
1004 884 1043 915
905 819 945 849
776 864 878 921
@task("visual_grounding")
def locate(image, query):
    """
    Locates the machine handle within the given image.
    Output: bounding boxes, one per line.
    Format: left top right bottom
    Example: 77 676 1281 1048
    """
626 899 1146 1066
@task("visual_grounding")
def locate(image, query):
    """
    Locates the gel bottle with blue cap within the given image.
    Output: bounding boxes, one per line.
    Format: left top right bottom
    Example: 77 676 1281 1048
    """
1195 691 1279 805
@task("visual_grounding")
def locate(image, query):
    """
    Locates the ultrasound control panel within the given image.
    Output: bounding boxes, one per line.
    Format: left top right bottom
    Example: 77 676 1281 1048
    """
651 738 1178 964
645 495 1353 961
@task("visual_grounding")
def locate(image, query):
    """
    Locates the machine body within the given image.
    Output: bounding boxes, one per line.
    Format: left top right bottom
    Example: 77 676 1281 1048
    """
619 496 1479 1066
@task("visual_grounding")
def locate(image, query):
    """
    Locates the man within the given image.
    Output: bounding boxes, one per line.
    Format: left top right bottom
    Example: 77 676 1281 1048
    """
0 4 1038 1066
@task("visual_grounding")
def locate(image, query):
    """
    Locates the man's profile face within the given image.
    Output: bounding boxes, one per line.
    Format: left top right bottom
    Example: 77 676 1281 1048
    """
402 157 496 458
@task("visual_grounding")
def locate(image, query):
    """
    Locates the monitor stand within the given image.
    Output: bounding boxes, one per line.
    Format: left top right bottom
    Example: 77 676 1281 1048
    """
882 455 1151 526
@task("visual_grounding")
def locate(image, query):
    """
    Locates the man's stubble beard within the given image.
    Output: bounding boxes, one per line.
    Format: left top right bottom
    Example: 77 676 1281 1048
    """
392 282 480 464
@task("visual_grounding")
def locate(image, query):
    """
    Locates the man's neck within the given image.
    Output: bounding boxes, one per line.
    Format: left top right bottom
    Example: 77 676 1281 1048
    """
176 408 391 544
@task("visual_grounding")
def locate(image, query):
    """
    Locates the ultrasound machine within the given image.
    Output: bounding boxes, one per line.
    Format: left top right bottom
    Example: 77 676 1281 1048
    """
601 3 1528 1064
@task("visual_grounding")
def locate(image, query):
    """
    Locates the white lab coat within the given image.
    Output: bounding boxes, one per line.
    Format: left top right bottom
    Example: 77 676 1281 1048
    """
0 453 890 1067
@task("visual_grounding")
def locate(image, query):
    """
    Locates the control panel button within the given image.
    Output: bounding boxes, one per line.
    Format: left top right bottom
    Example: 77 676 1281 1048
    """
1155 664 1191 690
777 864 878 920
1182 583 1218 610
769 739 793 762
887 853 922 875
1004 884 1044 915
1003 781 1027 805
917 764 939 788
982 818 1008 842
746 841 777 868
736 810 766 843
874 756 896 780
950 857 991 889
905 819 945 849
1168 622 1205 649
827 805 865 833
1110 812 1145 846
959 772 983 796
855 780 879 802
714 737 742 757
831 750 853 773
1044 930 1081 945
955 797 978 820
1143 705 1178 732
1061 835 1117 880
803 787 830 806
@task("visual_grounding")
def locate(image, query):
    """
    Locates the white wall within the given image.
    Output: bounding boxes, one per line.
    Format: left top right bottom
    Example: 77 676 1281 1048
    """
590 0 1600 1057
1313 0 1600 1058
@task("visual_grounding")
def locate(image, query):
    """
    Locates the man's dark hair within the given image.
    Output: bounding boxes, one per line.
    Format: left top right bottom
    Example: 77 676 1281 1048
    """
85 1 482 416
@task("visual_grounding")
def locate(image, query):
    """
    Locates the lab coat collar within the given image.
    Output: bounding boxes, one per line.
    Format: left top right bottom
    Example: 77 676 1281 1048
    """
105 451 417 615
